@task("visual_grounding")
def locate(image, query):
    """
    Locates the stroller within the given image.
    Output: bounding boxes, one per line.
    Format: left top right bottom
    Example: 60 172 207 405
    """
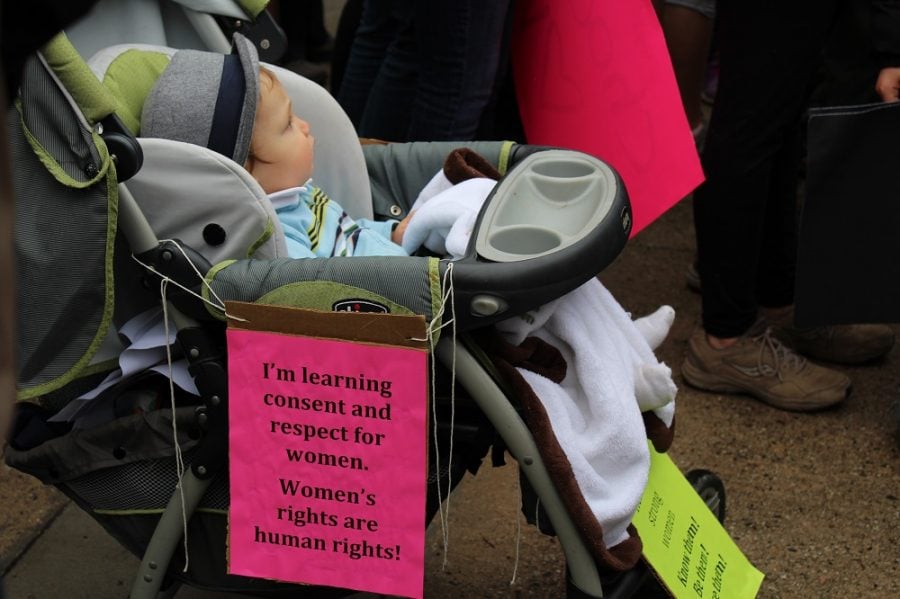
5 6 725 598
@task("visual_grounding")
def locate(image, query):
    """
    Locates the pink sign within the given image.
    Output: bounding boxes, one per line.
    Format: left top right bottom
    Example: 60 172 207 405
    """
512 0 704 236
227 328 428 598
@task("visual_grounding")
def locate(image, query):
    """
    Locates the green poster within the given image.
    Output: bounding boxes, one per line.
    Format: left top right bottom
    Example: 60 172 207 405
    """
633 447 764 598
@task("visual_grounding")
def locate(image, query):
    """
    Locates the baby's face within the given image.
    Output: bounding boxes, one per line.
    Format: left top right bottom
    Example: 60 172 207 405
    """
247 71 315 194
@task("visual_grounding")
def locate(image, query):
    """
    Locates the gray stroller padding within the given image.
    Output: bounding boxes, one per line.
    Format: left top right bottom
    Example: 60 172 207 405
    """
363 140 514 220
67 0 258 60
205 256 441 325
125 138 287 264
7 406 200 486
12 55 118 400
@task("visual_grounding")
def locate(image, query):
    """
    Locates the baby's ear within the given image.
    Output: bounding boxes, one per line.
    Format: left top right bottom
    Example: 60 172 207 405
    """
633 305 675 350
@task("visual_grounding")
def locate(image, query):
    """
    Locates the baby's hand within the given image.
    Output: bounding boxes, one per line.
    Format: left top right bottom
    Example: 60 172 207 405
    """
391 211 415 245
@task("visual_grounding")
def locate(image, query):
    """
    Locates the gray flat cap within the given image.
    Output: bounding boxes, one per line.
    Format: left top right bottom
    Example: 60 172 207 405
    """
141 33 259 166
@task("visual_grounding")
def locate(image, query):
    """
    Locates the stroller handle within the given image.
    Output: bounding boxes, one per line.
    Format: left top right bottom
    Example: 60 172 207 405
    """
199 149 632 333
449 150 632 330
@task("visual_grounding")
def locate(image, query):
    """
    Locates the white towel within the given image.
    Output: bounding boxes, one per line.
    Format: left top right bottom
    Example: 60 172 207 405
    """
406 177 677 550
497 281 675 547
402 177 496 257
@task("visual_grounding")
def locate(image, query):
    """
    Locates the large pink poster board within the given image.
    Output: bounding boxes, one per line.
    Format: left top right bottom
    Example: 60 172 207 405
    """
227 328 428 598
512 0 704 236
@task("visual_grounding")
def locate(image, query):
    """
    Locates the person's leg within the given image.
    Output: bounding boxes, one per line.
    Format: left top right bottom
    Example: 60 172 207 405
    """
354 3 418 140
683 0 854 410
475 4 518 140
755 118 803 312
660 1 715 132
336 0 411 131
304 0 333 60
405 0 512 141
330 0 364 97
693 0 838 341
276 0 329 85
278 0 311 62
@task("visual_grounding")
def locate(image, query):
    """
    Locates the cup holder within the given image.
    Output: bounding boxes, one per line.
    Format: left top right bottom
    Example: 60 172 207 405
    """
473 150 620 263
530 172 594 203
530 161 596 179
488 227 563 256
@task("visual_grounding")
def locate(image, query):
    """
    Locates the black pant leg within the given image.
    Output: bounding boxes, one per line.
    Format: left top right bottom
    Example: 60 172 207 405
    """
694 0 841 337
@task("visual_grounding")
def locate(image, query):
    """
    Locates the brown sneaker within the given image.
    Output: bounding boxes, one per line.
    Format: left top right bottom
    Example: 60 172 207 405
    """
766 308 895 364
682 324 851 411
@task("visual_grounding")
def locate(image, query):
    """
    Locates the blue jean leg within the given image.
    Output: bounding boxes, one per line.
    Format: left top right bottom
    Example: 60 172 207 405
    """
336 0 414 132
355 13 420 140
407 0 512 140
343 0 512 141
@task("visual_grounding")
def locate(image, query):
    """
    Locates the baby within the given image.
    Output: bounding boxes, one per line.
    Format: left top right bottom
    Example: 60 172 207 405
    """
141 33 409 258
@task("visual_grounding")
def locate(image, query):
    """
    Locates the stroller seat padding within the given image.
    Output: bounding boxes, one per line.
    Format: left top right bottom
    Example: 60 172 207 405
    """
13 52 119 401
90 44 373 222
90 46 172 135
126 138 286 263
66 0 260 60
206 256 443 327
363 140 514 221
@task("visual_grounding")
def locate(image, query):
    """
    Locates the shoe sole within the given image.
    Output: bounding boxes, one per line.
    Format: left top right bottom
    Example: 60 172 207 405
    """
681 357 850 412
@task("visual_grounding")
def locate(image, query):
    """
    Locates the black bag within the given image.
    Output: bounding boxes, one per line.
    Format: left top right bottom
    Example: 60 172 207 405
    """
795 101 900 326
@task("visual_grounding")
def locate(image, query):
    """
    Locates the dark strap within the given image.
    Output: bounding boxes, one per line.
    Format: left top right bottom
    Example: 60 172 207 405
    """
207 54 245 161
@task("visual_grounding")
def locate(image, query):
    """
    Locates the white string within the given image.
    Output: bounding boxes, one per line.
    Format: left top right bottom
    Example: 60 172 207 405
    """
429 324 445 560
424 262 457 569
428 263 451 565
510 473 522 586
129 241 248 322
161 239 228 309
412 263 458 342
444 263 457 569
135 240 246 573
160 279 190 572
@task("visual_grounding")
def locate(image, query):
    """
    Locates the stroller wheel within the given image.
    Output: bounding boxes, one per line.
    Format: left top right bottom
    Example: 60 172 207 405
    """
686 469 726 523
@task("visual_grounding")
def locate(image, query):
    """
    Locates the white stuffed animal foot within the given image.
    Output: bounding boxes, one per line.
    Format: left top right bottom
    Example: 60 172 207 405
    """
633 305 676 350
632 305 677 412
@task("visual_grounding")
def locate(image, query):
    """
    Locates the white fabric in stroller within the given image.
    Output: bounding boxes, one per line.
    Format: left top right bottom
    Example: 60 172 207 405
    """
405 168 678 549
